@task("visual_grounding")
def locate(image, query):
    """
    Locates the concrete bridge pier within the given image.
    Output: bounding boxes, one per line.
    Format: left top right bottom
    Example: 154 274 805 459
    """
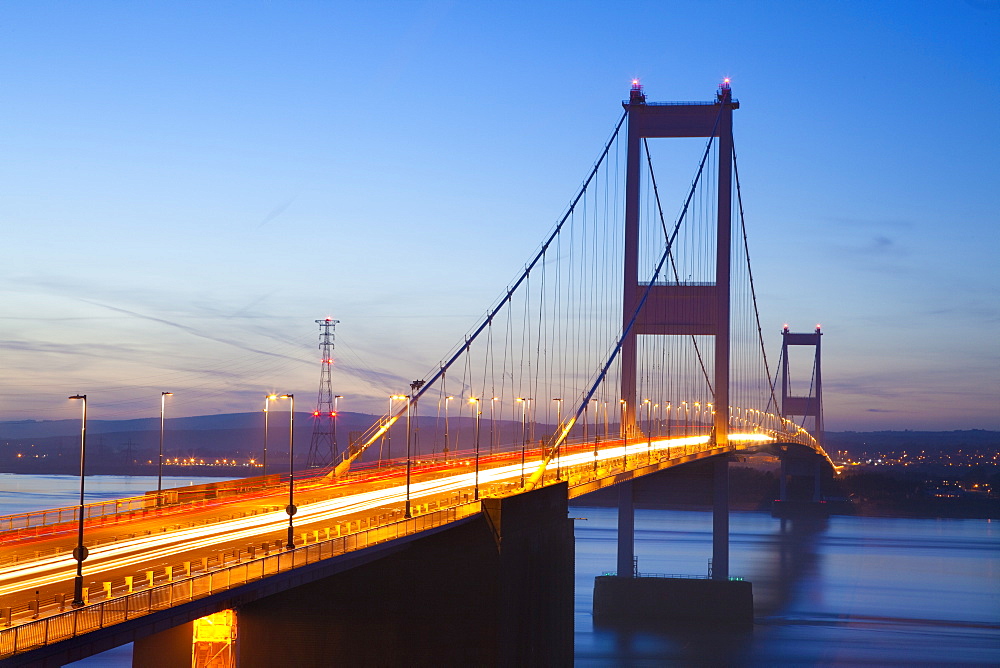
132 483 574 667
595 456 751 628
712 456 729 580
616 480 635 577
614 457 729 581
773 449 828 517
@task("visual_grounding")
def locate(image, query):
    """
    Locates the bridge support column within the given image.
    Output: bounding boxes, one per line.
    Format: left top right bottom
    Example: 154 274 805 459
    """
772 450 830 518
593 460 752 629
616 479 635 577
712 456 729 581
234 483 573 667
132 621 194 668
779 455 788 502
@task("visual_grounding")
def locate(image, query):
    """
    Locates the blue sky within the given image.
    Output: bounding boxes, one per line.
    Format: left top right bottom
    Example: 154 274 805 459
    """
1 1 997 430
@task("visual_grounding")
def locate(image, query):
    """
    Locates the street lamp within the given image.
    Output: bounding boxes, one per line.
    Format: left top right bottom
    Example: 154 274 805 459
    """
334 395 343 458
553 398 562 479
620 399 628 462
603 401 609 442
444 395 454 459
650 403 658 463
278 394 295 549
587 399 601 471
263 394 277 476
527 397 534 443
405 380 424 518
386 395 394 463
490 397 499 455
639 399 653 461
517 398 528 486
470 397 481 499
387 394 406 463
68 394 88 606
158 392 173 498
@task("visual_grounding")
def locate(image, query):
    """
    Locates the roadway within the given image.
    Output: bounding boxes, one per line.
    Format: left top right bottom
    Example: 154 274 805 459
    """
0 430 755 628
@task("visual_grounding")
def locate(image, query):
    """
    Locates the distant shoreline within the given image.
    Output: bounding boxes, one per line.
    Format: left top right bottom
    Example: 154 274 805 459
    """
0 463 255 477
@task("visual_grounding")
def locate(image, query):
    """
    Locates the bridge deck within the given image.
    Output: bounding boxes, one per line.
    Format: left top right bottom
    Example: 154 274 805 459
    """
0 431 827 662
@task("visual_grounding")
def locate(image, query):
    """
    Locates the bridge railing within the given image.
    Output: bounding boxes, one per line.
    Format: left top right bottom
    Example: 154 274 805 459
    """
0 499 482 660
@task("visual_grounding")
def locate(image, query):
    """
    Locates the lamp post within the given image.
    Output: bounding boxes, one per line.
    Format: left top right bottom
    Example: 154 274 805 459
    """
390 394 408 463
552 398 562 479
444 395 454 460
334 395 343 458
157 392 173 500
666 403 672 448
641 399 651 466
603 401 609 442
590 398 600 471
263 394 277 476
386 395 393 464
517 398 527 486
707 402 715 442
592 398 599 443
279 394 295 549
470 397 481 499
68 394 88 606
620 399 628 464
650 403 657 463
490 397 499 455
405 380 424 518
527 397 534 443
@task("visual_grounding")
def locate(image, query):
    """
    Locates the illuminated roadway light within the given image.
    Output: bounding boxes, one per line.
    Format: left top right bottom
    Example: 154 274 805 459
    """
0 432 778 598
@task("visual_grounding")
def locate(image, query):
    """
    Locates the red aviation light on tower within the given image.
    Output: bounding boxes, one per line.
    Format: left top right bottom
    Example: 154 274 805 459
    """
312 411 320 417
628 78 646 104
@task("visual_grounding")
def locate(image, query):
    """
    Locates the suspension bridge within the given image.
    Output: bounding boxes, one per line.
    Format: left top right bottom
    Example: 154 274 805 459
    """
0 81 831 667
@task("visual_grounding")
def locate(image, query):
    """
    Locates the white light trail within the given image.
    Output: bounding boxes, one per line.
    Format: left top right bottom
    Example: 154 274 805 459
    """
0 432 772 597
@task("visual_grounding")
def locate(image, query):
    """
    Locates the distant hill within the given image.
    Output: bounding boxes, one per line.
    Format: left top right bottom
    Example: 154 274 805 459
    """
2 413 996 476
0 412 270 440
0 411 532 475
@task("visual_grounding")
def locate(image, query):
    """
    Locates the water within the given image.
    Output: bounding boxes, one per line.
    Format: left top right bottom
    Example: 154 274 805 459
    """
574 506 1000 665
2 475 997 666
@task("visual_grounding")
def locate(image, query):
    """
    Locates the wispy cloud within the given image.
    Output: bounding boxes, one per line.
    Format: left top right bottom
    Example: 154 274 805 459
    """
76 299 307 366
254 195 297 230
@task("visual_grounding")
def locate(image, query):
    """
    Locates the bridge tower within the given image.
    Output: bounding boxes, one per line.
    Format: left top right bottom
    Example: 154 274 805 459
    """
619 80 738 581
620 79 737 445
779 324 824 446
775 325 825 507
306 317 340 468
